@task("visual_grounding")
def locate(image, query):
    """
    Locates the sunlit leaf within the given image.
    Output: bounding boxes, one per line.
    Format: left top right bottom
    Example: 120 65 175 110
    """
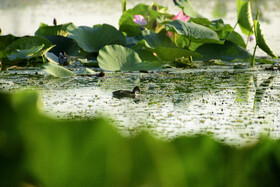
8 44 44 61
254 20 278 58
236 0 254 36
214 22 246 48
35 22 77 37
190 18 213 27
142 30 176 49
5 36 53 55
69 25 126 53
166 20 223 44
44 63 76 77
173 0 202 18
4 36 54 63
45 52 59 64
97 44 161 71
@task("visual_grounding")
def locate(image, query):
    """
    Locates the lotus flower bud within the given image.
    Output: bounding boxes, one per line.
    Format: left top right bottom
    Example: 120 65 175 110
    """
53 18 57 26
152 3 159 11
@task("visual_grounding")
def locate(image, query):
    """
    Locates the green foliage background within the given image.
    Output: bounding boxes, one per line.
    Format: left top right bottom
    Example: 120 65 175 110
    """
1 91 280 187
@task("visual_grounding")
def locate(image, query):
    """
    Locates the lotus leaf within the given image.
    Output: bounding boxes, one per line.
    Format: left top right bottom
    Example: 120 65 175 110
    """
236 0 254 36
173 0 203 18
8 44 44 61
142 30 176 49
69 25 126 53
190 17 213 26
45 35 80 56
254 20 278 58
44 63 75 77
166 20 223 44
45 52 59 64
35 22 77 37
214 22 246 48
155 46 202 61
0 34 18 58
5 36 53 53
4 36 54 63
97 44 161 71
131 40 158 62
195 41 251 61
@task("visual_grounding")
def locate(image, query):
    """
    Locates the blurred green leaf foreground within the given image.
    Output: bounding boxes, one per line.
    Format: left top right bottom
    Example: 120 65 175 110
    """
1 91 280 187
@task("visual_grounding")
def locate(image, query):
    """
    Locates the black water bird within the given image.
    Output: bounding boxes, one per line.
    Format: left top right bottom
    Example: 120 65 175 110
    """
113 86 141 99
58 52 68 65
97 71 105 77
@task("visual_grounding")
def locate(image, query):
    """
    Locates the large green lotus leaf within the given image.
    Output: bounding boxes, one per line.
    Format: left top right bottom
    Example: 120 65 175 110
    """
5 36 53 52
44 63 76 77
97 45 161 71
224 31 246 48
189 18 213 27
155 46 202 61
8 44 44 61
173 0 202 18
35 22 77 37
45 52 59 64
142 30 176 49
119 4 161 36
215 23 246 48
131 40 158 62
195 41 252 61
254 20 277 58
166 20 223 44
175 35 203 51
126 35 144 48
236 0 254 36
5 36 54 62
0 34 18 51
0 34 18 58
69 25 126 53
44 35 80 56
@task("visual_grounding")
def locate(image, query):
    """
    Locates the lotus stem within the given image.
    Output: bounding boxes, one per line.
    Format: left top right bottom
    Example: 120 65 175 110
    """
189 56 193 65
251 42 257 66
251 9 260 66
42 55 46 64
224 21 238 41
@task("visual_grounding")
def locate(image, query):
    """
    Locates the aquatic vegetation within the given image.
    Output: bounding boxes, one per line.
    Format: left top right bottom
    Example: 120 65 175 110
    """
1 91 280 186
0 0 278 72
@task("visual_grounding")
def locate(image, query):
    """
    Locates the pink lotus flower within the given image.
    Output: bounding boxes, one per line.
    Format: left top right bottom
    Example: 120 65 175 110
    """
172 11 190 22
167 11 190 38
133 15 147 26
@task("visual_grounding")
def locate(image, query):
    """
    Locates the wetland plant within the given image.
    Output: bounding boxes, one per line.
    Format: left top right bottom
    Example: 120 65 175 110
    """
0 0 277 73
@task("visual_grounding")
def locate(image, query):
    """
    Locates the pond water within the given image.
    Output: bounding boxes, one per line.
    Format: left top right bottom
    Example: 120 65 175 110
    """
1 0 280 147
1 62 280 146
